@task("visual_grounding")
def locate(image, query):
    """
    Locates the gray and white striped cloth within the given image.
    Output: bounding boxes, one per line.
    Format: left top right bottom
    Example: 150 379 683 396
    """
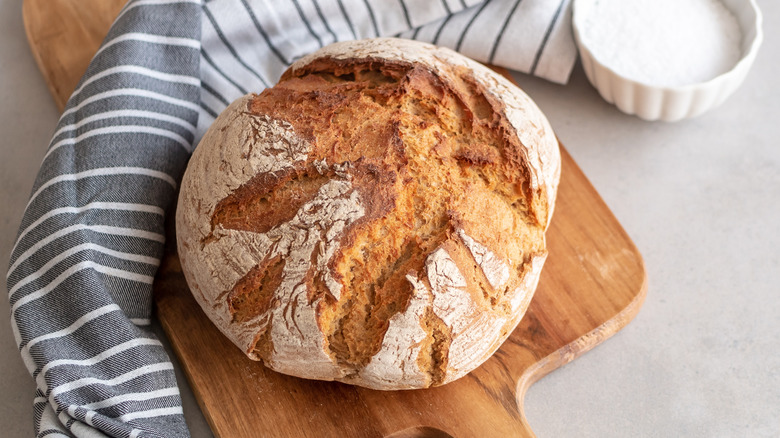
6 0 576 436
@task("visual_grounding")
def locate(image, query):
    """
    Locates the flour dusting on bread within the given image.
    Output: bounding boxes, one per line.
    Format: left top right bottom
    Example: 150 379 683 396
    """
177 38 560 389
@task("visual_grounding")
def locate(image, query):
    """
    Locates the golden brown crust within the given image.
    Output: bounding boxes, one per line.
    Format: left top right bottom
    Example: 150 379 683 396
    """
176 38 560 389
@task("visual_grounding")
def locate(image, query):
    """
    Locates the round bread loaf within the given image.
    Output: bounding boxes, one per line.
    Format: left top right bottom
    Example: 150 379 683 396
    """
176 38 560 390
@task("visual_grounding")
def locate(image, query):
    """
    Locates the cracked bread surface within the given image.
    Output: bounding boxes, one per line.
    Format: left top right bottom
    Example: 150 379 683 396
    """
176 38 560 390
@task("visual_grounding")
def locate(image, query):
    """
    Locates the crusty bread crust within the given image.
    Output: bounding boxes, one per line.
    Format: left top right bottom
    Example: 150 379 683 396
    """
288 38 560 227
177 38 560 389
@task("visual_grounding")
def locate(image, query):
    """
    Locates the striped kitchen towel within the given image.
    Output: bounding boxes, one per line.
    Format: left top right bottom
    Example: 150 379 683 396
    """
6 0 576 436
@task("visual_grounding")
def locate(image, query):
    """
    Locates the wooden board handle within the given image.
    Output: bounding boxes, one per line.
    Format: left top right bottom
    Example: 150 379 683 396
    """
23 1 647 435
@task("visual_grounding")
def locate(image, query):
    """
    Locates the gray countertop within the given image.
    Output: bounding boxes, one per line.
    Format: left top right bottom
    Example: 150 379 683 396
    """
2 1 778 436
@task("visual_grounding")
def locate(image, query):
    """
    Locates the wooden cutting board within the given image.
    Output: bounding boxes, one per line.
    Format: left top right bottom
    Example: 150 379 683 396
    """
24 1 647 436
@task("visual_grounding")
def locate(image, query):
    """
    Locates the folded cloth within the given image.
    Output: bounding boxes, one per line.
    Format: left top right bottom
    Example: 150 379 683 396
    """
197 0 577 140
6 0 576 436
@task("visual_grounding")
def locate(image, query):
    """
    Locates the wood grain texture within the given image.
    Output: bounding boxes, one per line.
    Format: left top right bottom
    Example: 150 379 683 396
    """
24 1 647 436
152 145 647 437
23 0 127 111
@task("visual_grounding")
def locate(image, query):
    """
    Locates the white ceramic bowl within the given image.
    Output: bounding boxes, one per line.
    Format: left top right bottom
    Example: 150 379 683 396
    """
572 0 763 122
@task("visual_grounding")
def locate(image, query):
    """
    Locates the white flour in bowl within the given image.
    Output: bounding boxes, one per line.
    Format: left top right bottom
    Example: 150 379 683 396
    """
580 0 742 87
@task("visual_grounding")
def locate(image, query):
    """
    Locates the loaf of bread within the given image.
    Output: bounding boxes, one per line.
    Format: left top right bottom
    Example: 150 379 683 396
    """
176 38 560 390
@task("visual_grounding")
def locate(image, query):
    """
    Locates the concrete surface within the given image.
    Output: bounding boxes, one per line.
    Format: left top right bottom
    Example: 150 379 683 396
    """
2 0 778 436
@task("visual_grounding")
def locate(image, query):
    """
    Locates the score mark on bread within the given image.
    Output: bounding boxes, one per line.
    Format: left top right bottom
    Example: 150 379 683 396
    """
176 38 560 390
